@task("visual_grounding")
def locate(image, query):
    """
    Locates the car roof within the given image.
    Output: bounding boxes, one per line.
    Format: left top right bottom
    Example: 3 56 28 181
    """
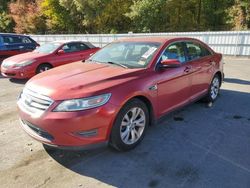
50 40 96 48
52 40 87 44
115 36 199 44
0 33 30 37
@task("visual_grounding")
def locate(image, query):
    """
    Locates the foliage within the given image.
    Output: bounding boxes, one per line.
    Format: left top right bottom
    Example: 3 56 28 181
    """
227 0 250 30
1 0 250 34
0 0 14 32
126 0 167 32
9 0 46 33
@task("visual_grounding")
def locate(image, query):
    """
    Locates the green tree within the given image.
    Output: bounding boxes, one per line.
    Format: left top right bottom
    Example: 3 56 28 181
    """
227 0 250 30
0 0 14 32
41 0 75 33
9 0 46 33
126 0 168 32
201 0 233 31
94 0 133 33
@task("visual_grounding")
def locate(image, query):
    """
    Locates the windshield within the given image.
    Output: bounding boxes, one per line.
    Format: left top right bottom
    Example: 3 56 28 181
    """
89 42 161 68
34 43 61 54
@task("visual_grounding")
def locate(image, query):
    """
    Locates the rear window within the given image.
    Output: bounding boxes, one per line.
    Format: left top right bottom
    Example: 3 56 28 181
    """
186 41 213 61
22 37 33 43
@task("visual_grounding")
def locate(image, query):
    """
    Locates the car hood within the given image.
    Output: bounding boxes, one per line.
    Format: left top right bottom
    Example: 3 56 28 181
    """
26 62 145 100
3 52 47 65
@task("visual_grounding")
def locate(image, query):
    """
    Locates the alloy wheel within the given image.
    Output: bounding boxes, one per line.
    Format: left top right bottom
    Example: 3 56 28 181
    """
210 76 220 100
120 107 146 145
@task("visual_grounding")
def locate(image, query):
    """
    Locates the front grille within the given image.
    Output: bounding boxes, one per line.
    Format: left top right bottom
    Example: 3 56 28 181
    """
18 87 53 116
21 119 54 141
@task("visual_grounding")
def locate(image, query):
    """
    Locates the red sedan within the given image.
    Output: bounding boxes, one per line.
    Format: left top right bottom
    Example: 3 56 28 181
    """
17 37 223 151
1 41 99 79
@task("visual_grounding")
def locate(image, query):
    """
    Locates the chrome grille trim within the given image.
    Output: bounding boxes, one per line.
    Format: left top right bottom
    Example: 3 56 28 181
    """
18 87 53 116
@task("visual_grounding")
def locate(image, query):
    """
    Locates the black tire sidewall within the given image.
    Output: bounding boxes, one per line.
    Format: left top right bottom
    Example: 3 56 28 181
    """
110 99 149 151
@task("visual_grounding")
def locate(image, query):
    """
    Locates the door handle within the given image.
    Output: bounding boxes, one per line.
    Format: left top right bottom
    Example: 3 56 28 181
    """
184 66 192 73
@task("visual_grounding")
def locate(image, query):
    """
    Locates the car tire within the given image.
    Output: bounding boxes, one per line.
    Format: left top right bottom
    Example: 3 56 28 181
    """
204 74 221 102
36 63 52 74
43 144 57 152
110 99 149 151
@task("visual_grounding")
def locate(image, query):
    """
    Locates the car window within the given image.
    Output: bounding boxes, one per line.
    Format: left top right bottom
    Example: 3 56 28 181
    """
186 42 212 61
22 37 32 43
78 43 90 51
62 43 83 53
3 36 22 44
0 36 3 44
200 44 212 57
161 42 186 63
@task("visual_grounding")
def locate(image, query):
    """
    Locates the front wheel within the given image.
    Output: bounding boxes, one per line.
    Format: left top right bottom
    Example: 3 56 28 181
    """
204 74 221 102
110 99 149 151
36 64 52 74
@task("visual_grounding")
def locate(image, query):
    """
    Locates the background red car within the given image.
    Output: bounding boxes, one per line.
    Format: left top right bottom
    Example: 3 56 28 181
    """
1 41 99 79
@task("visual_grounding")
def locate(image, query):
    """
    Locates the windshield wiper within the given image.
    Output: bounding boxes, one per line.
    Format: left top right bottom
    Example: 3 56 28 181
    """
84 59 101 63
106 61 128 69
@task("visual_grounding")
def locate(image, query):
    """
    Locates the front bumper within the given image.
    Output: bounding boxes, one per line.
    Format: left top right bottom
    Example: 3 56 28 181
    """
1 66 34 79
18 102 119 148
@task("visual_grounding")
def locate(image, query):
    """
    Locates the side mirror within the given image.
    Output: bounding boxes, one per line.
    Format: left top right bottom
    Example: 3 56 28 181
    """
57 49 65 55
159 59 182 69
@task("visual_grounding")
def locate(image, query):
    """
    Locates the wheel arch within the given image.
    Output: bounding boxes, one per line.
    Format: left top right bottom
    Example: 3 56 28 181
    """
127 95 156 126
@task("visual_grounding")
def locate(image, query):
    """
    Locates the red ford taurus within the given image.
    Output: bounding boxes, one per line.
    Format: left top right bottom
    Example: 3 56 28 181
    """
1 41 99 79
17 37 223 151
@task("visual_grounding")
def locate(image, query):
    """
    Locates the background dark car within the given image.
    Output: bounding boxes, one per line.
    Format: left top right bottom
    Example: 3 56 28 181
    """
0 33 39 62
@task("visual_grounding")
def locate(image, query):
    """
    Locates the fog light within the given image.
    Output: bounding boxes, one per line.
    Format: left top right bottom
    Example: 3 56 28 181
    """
76 129 98 138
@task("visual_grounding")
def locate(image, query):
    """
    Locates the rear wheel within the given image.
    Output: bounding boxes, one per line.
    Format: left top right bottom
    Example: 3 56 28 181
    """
36 63 52 74
204 74 221 102
110 99 149 151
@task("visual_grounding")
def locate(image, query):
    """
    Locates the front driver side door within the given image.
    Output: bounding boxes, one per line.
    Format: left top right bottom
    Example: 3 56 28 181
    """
53 42 83 67
156 42 192 116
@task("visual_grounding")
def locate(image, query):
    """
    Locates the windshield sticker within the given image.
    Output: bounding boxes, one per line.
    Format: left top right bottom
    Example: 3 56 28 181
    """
138 60 146 65
141 47 157 59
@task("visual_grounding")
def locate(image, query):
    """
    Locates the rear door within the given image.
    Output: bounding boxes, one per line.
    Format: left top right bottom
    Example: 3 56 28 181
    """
185 41 214 100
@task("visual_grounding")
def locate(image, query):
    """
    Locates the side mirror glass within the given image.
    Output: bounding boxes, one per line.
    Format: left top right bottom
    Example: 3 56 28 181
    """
160 59 182 68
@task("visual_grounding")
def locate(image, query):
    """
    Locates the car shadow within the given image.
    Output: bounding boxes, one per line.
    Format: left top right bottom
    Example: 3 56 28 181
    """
224 78 250 85
45 89 250 187
9 78 28 84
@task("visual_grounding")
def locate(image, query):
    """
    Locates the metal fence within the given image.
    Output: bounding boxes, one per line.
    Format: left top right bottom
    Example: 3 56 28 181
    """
30 31 250 56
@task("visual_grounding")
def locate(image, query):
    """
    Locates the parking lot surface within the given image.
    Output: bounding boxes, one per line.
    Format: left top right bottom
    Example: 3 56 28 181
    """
0 58 250 188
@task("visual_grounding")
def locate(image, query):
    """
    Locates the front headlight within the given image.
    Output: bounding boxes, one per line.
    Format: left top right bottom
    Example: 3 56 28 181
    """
13 60 35 68
53 93 111 112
